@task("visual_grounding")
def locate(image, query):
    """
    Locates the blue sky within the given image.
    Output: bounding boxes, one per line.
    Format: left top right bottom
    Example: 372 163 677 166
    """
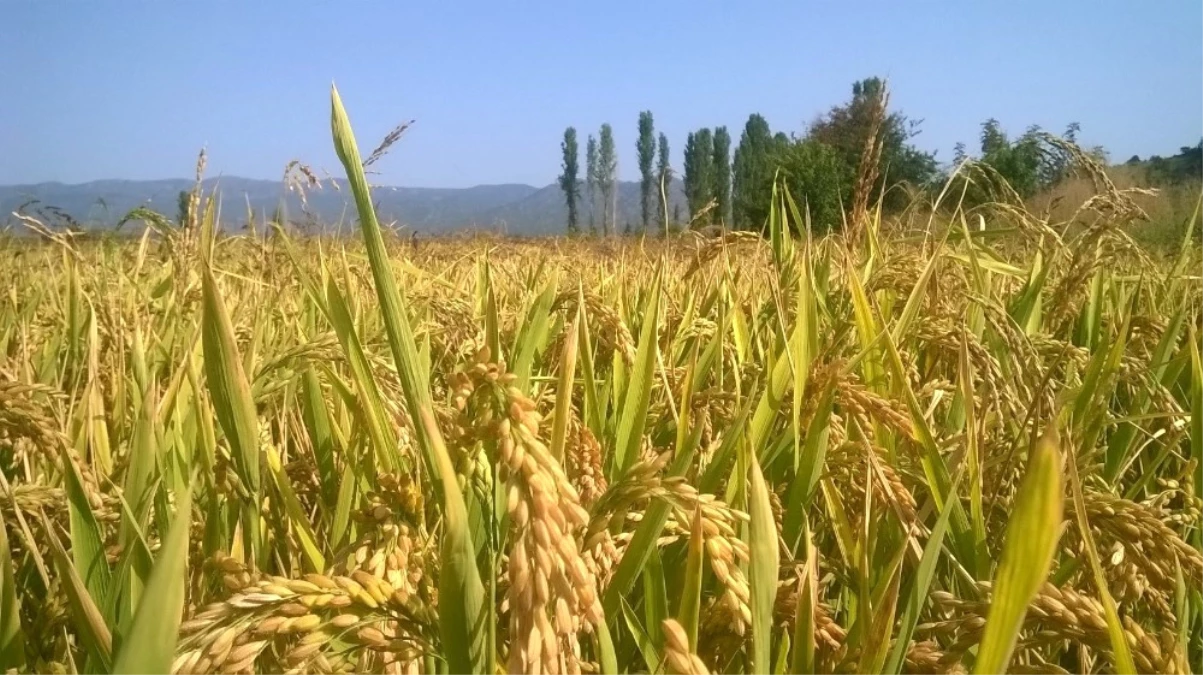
3 1 1200 188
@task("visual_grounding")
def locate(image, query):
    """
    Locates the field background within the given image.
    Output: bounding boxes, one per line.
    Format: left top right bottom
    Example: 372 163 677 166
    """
0 90 1200 675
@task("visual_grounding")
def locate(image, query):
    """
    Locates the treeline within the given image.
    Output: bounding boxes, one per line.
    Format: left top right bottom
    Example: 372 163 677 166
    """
1125 143 1203 185
947 120 1110 206
559 76 1200 235
560 118 671 236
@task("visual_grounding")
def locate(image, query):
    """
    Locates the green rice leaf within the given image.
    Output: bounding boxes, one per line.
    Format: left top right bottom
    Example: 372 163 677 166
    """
622 596 662 673
549 305 580 462
678 507 705 651
884 468 965 674
974 423 1065 674
324 271 399 472
789 523 817 675
857 550 902 675
1066 455 1136 674
300 365 338 510
595 614 618 675
613 266 662 477
0 508 26 672
265 445 326 573
1188 325 1201 505
62 446 112 619
331 83 486 674
643 545 669 654
117 388 159 621
201 264 262 564
511 277 557 389
112 485 193 674
748 446 780 675
43 513 113 671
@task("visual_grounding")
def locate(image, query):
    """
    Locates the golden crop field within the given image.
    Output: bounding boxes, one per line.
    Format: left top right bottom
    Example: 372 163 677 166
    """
1 89 1200 675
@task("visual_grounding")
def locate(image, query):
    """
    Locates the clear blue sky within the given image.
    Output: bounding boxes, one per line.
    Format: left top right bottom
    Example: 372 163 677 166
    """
3 1 1200 188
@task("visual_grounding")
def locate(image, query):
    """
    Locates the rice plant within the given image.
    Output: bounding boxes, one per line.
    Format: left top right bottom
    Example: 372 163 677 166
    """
0 86 1199 674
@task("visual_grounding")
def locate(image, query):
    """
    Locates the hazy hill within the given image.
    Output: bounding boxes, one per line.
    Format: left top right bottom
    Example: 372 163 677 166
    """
0 177 687 235
477 180 688 235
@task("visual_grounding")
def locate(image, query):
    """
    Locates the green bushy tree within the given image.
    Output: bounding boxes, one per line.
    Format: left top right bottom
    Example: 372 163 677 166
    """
776 139 853 232
684 129 715 222
807 77 937 210
732 114 779 229
712 126 732 226
959 120 1094 203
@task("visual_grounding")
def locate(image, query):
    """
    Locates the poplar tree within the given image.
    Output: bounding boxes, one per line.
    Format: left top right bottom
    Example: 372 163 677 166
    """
559 127 580 233
598 124 617 236
585 135 598 235
637 111 656 232
655 132 671 230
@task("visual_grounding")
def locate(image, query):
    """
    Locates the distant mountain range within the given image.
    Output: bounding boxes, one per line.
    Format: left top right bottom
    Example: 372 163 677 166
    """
0 177 688 236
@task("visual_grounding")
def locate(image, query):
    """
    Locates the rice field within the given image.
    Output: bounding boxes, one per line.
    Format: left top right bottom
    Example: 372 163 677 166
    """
0 88 1200 674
